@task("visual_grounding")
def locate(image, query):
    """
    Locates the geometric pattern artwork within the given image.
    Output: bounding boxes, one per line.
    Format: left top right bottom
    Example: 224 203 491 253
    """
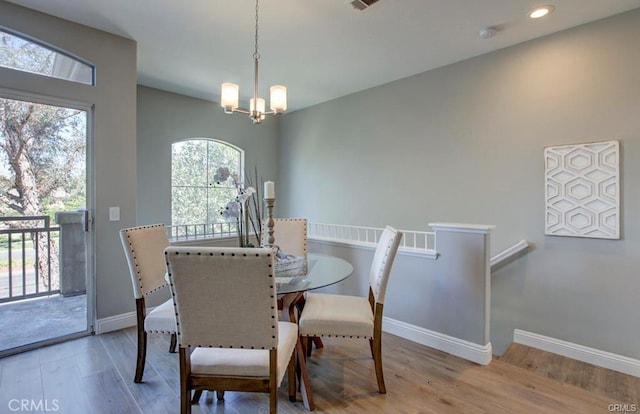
544 140 620 239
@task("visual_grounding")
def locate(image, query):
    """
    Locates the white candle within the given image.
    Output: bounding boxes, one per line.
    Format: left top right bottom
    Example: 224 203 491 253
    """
264 181 275 199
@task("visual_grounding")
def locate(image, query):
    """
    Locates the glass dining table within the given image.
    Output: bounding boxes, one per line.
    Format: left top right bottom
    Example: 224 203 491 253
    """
276 253 353 294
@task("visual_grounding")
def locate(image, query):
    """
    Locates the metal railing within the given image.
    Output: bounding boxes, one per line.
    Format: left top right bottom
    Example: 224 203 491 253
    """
0 216 60 303
307 222 436 253
167 221 239 241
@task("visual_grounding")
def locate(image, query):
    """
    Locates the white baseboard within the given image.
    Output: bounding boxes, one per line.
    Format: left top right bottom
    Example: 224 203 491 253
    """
514 329 640 378
95 310 137 334
383 317 492 365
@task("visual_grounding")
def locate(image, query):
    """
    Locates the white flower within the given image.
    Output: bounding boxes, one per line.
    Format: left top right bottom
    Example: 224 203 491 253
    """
214 167 230 184
237 186 256 204
221 200 241 218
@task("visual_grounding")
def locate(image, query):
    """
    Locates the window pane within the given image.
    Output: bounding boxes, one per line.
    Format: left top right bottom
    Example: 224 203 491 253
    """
207 141 242 187
171 139 243 229
210 187 238 222
0 29 94 85
172 186 207 226
172 140 208 187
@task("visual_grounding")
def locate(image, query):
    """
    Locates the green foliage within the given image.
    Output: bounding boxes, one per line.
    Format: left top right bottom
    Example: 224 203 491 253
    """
0 31 55 75
0 96 86 218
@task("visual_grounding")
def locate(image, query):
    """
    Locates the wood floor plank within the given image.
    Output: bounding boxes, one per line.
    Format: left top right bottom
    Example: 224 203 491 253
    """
41 355 93 413
124 328 181 395
82 367 141 414
2 328 637 413
0 350 44 410
100 329 178 414
501 342 640 407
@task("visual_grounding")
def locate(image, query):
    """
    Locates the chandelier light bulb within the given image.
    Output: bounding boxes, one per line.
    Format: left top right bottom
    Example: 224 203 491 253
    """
220 83 239 113
250 97 266 122
270 85 287 113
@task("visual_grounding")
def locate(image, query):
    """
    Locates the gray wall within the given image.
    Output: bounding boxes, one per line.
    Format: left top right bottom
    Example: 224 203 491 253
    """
0 1 137 321
135 87 280 310
311 226 493 348
279 10 640 358
136 86 280 227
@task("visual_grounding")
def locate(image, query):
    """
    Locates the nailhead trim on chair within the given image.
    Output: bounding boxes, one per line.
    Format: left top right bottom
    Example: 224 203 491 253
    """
123 224 168 296
304 334 373 339
262 218 307 254
165 249 277 351
371 228 397 304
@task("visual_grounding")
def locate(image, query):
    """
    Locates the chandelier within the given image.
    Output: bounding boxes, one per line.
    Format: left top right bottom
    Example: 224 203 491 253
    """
220 0 287 124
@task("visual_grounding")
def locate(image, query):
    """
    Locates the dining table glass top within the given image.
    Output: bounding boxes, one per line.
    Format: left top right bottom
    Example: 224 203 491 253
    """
276 253 353 294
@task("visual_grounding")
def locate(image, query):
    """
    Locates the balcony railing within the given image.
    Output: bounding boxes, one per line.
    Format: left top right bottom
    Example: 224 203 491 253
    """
167 221 239 241
0 216 60 303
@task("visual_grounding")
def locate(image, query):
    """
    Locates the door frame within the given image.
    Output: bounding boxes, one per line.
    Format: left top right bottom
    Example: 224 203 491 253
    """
0 87 95 354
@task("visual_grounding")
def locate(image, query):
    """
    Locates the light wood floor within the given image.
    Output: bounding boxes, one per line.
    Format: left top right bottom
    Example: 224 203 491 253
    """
499 342 640 405
0 327 634 413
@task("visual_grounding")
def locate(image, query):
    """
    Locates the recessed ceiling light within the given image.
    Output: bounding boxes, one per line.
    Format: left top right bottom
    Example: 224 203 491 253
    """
529 5 555 19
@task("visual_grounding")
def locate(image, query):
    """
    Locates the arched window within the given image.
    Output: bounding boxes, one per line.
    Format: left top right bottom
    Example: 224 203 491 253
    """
171 138 243 228
0 28 94 85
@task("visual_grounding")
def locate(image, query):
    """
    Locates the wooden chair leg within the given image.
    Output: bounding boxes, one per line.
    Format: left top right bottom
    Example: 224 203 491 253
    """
305 336 312 358
190 390 202 404
134 327 147 383
369 338 375 359
179 349 191 414
216 390 225 400
312 336 324 350
296 338 315 411
288 351 296 402
372 334 386 394
169 333 177 353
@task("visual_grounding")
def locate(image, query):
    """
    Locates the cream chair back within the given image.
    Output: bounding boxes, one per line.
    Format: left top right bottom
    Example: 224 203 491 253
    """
262 218 307 258
165 246 277 349
369 226 402 305
120 224 170 299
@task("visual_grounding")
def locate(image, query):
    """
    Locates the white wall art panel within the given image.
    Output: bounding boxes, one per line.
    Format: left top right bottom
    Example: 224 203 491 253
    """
544 140 620 239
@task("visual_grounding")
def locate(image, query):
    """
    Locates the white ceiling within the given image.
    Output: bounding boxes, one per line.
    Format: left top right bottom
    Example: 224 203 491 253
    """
6 0 640 112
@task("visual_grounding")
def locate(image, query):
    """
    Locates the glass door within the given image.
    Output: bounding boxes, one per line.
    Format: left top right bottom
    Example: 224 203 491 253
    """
0 95 93 356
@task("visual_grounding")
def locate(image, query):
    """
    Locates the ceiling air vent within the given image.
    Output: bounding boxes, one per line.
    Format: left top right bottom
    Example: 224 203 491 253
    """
349 0 381 12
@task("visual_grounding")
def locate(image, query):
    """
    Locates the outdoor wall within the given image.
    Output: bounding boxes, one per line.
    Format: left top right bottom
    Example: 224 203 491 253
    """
0 1 137 321
278 9 640 359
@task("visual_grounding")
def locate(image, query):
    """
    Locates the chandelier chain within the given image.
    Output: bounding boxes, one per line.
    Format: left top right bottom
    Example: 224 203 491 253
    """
253 0 260 60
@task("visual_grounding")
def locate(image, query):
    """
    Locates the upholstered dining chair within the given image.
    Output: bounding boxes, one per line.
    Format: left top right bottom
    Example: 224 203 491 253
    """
119 224 177 383
297 225 402 394
164 246 313 414
262 218 308 319
261 218 308 258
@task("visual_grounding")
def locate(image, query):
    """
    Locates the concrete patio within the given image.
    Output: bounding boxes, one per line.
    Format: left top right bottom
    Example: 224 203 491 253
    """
0 294 87 352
